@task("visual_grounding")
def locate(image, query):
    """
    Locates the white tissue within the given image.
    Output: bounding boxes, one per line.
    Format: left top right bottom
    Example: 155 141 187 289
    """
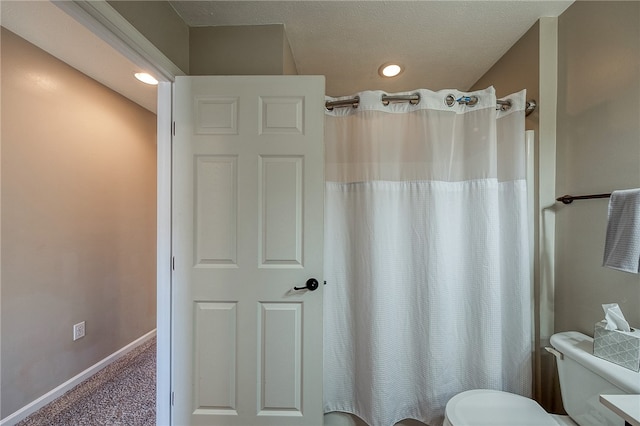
602 303 631 332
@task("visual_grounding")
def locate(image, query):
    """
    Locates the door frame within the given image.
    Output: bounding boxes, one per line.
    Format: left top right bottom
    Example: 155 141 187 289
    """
156 81 173 425
52 2 179 424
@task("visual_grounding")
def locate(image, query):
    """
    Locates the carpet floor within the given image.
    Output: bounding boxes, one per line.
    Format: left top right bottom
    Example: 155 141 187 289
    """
17 337 156 426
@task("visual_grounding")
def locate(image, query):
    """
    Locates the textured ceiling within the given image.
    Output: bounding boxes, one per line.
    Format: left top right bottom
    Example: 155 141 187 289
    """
169 1 573 96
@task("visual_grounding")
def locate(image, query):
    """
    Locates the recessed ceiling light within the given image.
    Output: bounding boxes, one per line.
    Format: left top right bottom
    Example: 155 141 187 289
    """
379 63 403 78
134 72 158 85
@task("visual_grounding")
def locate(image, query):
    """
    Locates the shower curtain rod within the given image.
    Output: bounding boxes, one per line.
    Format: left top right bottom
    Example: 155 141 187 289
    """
325 94 537 116
556 193 612 204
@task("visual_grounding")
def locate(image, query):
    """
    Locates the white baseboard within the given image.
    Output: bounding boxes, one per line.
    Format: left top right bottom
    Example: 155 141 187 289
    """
0 329 156 426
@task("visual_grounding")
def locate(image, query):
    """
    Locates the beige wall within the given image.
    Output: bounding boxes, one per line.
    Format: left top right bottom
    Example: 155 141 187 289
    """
107 0 190 74
1 29 157 418
555 2 640 334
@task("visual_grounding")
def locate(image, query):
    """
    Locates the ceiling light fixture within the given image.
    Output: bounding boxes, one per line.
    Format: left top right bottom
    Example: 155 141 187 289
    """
134 72 158 85
379 63 403 78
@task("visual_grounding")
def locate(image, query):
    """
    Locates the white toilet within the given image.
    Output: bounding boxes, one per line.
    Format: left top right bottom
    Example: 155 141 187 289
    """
444 331 640 425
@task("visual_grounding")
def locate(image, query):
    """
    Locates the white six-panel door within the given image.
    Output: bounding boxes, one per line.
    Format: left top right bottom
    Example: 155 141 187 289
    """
172 76 325 426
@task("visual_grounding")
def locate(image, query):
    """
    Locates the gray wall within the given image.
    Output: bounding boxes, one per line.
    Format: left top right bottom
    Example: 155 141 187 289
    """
108 0 190 74
1 29 157 418
283 32 298 75
189 24 294 75
471 21 539 123
107 1 297 77
555 1 640 334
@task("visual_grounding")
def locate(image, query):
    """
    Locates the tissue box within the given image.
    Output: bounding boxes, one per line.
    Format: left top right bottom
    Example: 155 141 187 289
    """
593 320 640 371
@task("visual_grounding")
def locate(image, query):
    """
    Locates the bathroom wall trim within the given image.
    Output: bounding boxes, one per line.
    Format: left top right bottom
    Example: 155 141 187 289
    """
0 329 157 426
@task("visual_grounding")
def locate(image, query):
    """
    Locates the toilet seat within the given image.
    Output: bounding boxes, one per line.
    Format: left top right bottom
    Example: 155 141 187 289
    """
444 389 561 426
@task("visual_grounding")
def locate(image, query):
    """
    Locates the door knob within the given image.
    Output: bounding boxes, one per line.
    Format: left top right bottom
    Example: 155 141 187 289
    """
294 278 319 291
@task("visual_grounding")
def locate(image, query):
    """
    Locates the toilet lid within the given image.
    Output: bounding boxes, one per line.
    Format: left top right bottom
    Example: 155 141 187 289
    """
445 390 559 426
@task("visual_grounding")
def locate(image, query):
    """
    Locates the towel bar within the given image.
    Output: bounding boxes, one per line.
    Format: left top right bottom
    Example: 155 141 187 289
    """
556 193 611 204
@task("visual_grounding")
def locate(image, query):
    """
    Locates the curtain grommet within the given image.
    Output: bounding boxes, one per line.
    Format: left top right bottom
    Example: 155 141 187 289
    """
445 94 456 107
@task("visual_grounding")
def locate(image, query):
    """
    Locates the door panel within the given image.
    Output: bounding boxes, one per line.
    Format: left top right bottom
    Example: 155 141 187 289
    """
193 302 237 415
259 156 303 266
172 76 325 426
194 155 238 266
258 302 302 414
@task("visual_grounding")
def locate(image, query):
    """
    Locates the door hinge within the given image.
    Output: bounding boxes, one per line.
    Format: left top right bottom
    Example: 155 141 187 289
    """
171 391 175 406
172 256 175 271
172 121 176 136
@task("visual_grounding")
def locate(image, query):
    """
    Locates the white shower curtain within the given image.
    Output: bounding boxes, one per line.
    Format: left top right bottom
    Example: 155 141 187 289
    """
323 87 532 426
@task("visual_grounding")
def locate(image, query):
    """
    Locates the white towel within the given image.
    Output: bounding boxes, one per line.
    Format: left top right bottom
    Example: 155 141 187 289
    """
603 188 640 274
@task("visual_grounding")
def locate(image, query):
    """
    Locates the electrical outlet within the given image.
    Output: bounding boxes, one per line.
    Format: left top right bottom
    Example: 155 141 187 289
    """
73 321 85 341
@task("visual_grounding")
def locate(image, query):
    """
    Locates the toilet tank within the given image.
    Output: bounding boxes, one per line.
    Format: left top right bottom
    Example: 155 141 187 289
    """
550 331 640 426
